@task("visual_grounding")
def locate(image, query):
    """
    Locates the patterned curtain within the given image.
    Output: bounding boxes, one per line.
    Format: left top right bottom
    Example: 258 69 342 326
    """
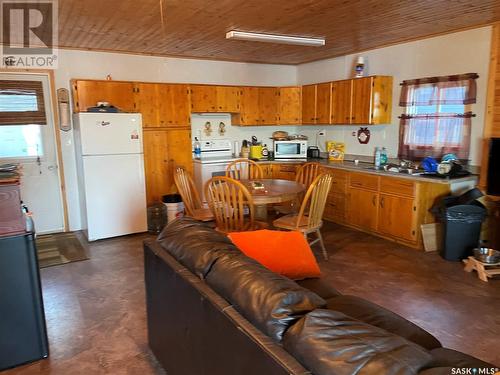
398 113 472 160
398 73 478 161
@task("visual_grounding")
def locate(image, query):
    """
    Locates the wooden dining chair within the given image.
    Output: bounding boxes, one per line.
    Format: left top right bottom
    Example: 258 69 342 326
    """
174 167 214 222
205 176 260 233
226 159 263 180
273 173 333 260
275 162 321 215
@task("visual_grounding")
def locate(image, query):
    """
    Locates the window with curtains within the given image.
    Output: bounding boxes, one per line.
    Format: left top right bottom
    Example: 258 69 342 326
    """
0 80 47 159
398 73 478 161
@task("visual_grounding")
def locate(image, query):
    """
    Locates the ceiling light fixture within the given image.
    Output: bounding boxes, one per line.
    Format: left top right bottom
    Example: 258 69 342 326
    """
225 30 325 47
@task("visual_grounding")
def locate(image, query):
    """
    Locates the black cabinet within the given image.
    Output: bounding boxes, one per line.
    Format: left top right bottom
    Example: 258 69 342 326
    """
0 232 49 370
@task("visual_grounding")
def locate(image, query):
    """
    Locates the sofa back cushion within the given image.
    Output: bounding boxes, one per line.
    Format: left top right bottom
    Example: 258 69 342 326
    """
283 309 433 375
326 295 442 350
205 253 326 342
157 217 241 279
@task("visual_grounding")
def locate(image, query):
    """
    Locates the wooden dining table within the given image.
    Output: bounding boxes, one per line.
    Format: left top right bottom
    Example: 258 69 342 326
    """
241 179 305 220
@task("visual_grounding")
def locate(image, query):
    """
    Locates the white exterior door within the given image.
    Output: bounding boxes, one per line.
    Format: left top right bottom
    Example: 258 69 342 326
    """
0 73 65 234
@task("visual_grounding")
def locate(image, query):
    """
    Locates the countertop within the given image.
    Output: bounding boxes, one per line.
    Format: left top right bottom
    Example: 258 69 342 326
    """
256 158 478 185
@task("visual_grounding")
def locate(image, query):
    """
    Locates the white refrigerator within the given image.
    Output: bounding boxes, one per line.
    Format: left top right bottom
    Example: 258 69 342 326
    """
74 113 147 241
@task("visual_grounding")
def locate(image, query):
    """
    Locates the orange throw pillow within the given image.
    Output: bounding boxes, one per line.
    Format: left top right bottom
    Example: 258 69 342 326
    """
228 230 321 280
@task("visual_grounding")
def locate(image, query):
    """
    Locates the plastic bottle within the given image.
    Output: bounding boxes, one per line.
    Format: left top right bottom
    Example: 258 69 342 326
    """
380 147 388 166
261 144 269 158
194 137 201 159
374 147 381 168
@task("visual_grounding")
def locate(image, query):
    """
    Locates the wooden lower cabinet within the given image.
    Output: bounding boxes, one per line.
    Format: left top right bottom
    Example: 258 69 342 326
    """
261 164 274 178
272 163 300 180
143 129 192 205
347 187 379 231
377 193 417 242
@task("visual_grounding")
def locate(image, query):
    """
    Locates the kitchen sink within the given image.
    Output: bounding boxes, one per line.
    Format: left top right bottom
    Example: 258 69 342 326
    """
363 165 424 175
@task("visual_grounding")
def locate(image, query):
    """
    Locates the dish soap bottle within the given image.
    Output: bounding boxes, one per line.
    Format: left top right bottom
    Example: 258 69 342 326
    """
380 147 388 166
194 137 201 159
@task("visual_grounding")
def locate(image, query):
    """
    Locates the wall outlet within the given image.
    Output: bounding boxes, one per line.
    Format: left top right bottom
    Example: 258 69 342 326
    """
352 131 357 136
318 129 326 137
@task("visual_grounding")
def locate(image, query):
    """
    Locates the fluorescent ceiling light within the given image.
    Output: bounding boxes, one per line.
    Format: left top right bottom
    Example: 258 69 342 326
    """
226 30 325 47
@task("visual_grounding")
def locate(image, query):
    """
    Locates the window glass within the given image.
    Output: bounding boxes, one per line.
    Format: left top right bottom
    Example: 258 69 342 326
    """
0 124 43 158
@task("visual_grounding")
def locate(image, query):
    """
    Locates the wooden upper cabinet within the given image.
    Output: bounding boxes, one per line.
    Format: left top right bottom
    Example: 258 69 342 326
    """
351 76 393 125
235 86 278 125
316 82 332 124
135 83 190 128
216 86 240 112
157 84 191 126
259 87 279 124
331 80 352 124
190 85 217 112
134 83 159 127
278 87 301 125
351 77 373 124
238 87 260 125
301 84 317 124
190 85 239 113
72 80 135 112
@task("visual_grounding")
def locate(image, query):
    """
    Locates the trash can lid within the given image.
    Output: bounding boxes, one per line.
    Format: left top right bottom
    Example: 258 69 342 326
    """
162 194 182 203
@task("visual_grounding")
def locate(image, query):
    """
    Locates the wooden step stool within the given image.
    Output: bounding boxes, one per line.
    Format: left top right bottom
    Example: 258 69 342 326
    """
463 256 500 282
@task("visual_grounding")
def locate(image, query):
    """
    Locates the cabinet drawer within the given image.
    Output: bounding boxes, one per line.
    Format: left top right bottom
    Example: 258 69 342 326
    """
380 177 415 197
349 172 379 190
278 164 298 173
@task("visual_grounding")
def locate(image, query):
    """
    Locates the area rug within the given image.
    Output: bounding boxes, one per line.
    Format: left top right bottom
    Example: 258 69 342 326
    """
36 232 89 268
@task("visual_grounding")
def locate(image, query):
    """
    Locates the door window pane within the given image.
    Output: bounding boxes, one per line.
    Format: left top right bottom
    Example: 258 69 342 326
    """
0 125 43 158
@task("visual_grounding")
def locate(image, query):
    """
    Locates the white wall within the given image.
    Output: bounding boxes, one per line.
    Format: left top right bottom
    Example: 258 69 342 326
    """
53 49 297 230
296 27 492 165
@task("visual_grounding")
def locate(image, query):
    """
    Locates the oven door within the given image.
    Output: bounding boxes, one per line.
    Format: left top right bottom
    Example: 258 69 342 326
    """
193 160 229 203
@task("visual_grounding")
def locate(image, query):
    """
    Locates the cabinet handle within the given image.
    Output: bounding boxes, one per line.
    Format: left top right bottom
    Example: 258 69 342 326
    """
372 195 376 206
380 197 384 208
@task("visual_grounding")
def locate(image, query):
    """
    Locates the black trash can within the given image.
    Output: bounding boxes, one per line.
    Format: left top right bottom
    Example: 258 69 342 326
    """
436 189 487 261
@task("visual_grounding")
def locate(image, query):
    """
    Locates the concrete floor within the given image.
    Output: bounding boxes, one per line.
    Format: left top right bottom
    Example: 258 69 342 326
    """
4 222 500 374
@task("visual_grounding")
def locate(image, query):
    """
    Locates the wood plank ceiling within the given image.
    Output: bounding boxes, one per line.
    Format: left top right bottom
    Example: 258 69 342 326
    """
57 0 500 64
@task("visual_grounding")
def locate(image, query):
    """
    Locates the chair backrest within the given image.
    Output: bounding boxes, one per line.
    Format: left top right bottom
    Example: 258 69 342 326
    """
204 176 255 233
296 173 333 229
295 162 321 189
226 159 263 180
174 167 202 217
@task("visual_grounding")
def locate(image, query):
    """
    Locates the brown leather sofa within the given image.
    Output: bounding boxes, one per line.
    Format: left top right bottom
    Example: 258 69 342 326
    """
144 218 496 375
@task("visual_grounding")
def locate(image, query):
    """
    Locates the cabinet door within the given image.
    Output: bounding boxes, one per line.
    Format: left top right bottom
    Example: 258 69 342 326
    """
316 82 331 124
278 87 301 125
347 188 378 231
301 84 317 124
351 77 373 124
158 84 191 126
371 76 393 124
239 87 260 125
216 86 240 112
261 164 274 178
134 83 159 128
72 80 135 112
143 130 170 204
190 85 217 112
259 87 279 125
378 194 417 242
331 80 352 124
273 164 299 180
167 129 193 175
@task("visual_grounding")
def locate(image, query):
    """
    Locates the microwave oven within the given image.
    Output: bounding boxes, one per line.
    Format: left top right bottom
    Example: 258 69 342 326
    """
274 140 307 159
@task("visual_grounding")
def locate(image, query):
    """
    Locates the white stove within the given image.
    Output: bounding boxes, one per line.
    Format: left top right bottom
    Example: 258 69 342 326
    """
193 139 239 201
